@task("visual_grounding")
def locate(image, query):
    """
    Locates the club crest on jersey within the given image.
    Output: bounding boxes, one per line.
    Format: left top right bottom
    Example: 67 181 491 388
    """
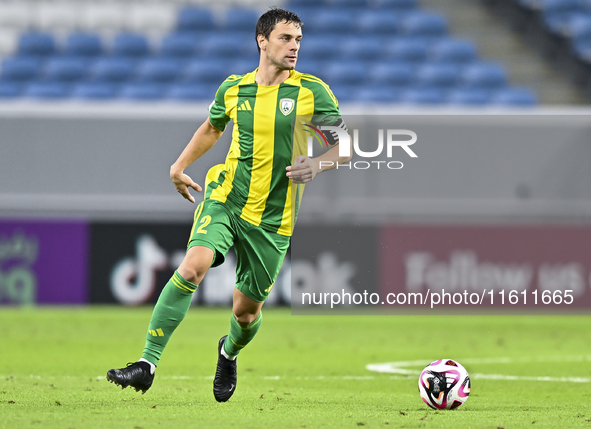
280 98 295 116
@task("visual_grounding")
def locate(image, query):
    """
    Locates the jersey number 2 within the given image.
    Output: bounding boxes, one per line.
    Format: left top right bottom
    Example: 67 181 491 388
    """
197 215 211 234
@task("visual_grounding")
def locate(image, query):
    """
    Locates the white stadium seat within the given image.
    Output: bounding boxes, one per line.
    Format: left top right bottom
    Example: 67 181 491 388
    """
128 4 177 35
34 3 81 33
0 29 20 57
0 3 34 31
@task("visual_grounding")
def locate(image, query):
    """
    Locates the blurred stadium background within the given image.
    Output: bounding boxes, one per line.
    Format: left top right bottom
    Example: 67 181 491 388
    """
1 0 591 309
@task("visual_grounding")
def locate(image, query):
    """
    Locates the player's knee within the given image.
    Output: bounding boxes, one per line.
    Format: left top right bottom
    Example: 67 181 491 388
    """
177 263 208 285
234 312 258 327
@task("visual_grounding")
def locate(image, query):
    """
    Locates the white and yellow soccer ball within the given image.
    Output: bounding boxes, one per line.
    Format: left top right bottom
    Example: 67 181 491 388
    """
418 359 471 410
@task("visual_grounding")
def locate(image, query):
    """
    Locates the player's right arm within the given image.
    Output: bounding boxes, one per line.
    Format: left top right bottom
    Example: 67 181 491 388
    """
170 118 223 203
170 76 236 203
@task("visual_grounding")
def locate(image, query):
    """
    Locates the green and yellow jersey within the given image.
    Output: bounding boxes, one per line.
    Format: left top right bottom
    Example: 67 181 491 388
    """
206 68 340 237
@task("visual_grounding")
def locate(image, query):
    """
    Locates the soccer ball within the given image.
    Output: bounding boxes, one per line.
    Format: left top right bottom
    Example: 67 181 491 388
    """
418 359 471 410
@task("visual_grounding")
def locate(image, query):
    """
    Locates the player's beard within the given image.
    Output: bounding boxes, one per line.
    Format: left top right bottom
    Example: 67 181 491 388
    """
267 50 297 71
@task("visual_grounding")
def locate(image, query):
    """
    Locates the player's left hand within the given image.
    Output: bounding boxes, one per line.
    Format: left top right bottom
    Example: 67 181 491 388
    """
286 156 319 184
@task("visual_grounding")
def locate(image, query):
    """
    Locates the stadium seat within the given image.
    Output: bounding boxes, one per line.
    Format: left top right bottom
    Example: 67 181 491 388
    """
223 8 260 32
90 57 136 82
567 14 591 40
295 59 325 78
202 32 251 58
356 11 401 35
415 63 460 88
460 62 508 89
0 57 40 82
137 58 181 83
18 32 56 57
386 37 430 62
24 82 70 99
177 7 216 33
447 88 491 105
168 83 213 101
574 37 591 61
353 85 402 102
301 36 339 60
368 62 414 86
289 0 329 8
64 32 103 57
428 39 478 63
400 12 448 37
370 0 417 9
329 0 370 9
324 62 367 85
0 81 22 98
183 59 230 84
112 33 151 57
120 83 165 100
304 9 357 34
341 37 383 60
160 33 201 58
44 57 89 82
228 59 258 75
72 82 118 100
491 87 537 105
400 87 446 104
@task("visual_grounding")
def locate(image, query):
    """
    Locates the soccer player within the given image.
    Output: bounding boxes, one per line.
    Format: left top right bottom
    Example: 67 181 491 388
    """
107 7 350 402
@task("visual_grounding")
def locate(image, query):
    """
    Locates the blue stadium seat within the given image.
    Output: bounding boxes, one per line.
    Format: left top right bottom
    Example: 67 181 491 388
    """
400 87 445 104
368 61 414 86
177 7 215 32
203 32 251 58
168 83 213 100
447 88 491 105
400 12 448 37
415 62 460 88
289 0 329 8
574 37 591 61
90 57 136 82
329 0 370 9
428 39 478 63
160 33 201 58
353 85 401 102
44 57 89 82
229 59 258 75
491 87 537 105
223 8 259 32
18 32 56 57
567 14 591 40
0 57 41 81
356 10 401 34
183 59 230 83
137 58 182 83
112 33 150 57
386 37 430 62
371 0 417 9
324 62 367 85
304 9 357 34
72 82 118 99
24 82 70 98
301 36 339 60
295 59 326 78
120 82 165 100
460 62 508 89
64 32 103 57
341 37 383 60
0 81 22 98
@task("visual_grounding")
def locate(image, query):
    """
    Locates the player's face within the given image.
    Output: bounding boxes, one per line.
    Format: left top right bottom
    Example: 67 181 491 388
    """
262 21 302 70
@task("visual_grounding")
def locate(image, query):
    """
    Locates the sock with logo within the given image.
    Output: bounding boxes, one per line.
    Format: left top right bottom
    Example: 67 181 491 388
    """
141 271 197 366
222 312 262 359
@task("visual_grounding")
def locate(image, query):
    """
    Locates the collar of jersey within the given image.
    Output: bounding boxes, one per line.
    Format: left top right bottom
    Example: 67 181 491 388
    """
242 68 297 86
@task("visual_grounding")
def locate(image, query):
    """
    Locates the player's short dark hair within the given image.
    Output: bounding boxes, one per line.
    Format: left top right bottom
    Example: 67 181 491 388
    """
256 7 303 53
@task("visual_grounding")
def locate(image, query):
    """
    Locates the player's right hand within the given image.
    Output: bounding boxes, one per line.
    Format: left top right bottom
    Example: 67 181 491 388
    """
171 172 202 203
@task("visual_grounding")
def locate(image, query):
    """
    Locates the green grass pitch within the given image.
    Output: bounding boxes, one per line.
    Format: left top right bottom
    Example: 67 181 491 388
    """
1 307 590 428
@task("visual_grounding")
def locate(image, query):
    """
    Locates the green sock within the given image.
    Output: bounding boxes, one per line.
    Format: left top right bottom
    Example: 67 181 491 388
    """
141 271 197 366
223 312 262 358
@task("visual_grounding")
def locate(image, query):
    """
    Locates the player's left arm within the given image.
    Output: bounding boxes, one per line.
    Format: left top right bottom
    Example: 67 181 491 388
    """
286 118 352 184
